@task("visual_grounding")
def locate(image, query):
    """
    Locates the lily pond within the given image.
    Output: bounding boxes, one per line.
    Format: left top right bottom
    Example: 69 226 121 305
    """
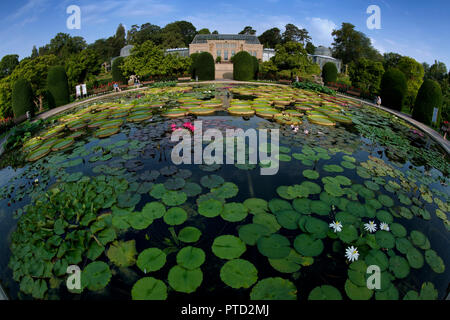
0 84 449 300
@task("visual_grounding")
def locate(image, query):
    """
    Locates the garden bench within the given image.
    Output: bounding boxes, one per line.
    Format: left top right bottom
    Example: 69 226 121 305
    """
177 77 192 82
142 81 155 86
278 79 292 85
347 90 361 97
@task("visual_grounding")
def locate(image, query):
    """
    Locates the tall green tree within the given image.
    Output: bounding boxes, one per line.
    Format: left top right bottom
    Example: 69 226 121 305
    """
239 26 256 35
272 41 319 77
331 23 382 64
397 56 424 108
305 42 316 55
348 58 384 96
127 23 163 45
258 28 282 48
31 46 38 58
197 28 211 35
282 24 311 44
47 33 87 59
163 21 196 46
0 54 19 79
65 49 101 90
425 60 447 82
383 52 402 70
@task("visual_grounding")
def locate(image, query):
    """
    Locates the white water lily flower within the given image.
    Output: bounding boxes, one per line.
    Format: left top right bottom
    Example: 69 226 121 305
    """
345 246 359 262
380 222 390 231
364 221 377 233
329 221 343 233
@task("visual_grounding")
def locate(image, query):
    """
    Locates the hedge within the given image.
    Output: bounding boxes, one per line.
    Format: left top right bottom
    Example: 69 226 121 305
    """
112 57 127 84
47 66 70 109
412 79 443 126
12 78 34 118
189 53 200 79
252 56 259 80
233 51 254 81
191 52 215 80
380 68 407 111
322 62 338 84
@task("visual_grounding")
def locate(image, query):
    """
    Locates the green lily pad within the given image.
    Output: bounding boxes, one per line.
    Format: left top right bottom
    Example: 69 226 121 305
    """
257 234 291 259
375 230 395 249
389 255 410 279
131 277 167 300
310 200 331 216
268 249 307 273
410 230 427 247
150 184 167 199
221 202 248 222
253 213 281 233
292 198 312 214
391 223 407 238
303 170 319 179
348 260 368 287
117 192 141 208
163 177 186 191
182 182 202 197
178 227 202 243
344 279 373 300
168 266 203 294
375 284 399 300
198 199 223 218
376 210 393 224
212 235 246 259
308 285 342 300
137 248 166 273
378 194 394 207
395 237 413 254
164 207 188 225
106 240 137 268
275 210 301 230
269 198 293 214
323 164 344 173
200 174 225 189
250 277 297 300
211 182 239 199
141 201 166 220
176 246 205 270
406 247 424 269
243 198 268 215
305 216 329 239
238 224 271 245
220 259 258 289
82 261 112 291
293 234 324 257
365 249 389 271
419 282 438 300
162 191 187 206
338 225 359 243
424 249 445 274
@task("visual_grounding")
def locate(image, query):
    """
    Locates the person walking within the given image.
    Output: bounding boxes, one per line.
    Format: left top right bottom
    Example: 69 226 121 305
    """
376 96 382 106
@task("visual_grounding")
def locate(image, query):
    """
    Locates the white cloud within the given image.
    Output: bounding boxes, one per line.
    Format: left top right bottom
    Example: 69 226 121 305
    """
307 17 337 47
370 37 386 54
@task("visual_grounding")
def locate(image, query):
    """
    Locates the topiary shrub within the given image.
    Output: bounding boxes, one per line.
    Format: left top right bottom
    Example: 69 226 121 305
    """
251 56 259 80
380 68 407 111
322 62 338 84
189 53 200 79
112 57 127 84
47 66 69 109
12 78 34 118
193 52 215 80
412 79 443 126
233 51 254 81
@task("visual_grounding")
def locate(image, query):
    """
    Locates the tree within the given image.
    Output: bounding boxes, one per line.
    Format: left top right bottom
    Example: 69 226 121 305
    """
396 56 424 107
161 30 185 49
331 23 382 64
322 62 338 84
193 52 215 80
258 28 282 48
12 78 34 118
111 24 127 57
47 66 70 108
412 79 443 126
272 41 319 77
380 68 408 111
239 26 256 35
305 42 316 55
259 60 278 80
163 21 196 46
31 46 38 58
127 23 162 46
348 58 384 96
212 30 219 34
425 60 447 82
282 24 311 44
112 57 127 84
198 28 211 35
65 49 101 90
47 33 87 59
0 54 19 79
233 51 254 81
383 52 402 70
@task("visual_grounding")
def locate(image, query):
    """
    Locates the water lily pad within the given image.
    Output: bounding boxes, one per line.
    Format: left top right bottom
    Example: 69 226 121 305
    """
310 200 331 216
389 255 410 279
164 207 187 226
424 249 445 274
410 230 427 247
375 284 399 300
221 202 248 222
117 192 141 208
308 285 342 300
257 234 291 259
243 198 268 215
168 265 203 293
137 248 166 273
163 177 186 191
200 174 225 189
176 246 205 270
323 164 344 173
149 184 167 199
182 182 202 197
106 240 137 268
238 223 271 245
344 279 373 300
268 249 306 273
275 210 301 230
375 230 395 249
250 277 297 300
82 261 112 291
378 194 394 207
338 225 358 243
293 234 323 257
406 247 424 269
142 201 166 220
198 199 223 217
131 277 167 300
305 216 329 239
253 213 281 233
162 191 187 206
178 227 202 243
220 259 258 289
212 235 246 259
211 182 239 199
365 249 389 271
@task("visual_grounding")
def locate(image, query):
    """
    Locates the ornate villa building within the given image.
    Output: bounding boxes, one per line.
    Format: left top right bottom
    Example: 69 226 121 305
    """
189 34 263 62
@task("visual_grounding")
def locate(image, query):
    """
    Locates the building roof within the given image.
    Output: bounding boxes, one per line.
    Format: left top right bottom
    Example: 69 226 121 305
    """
191 34 261 44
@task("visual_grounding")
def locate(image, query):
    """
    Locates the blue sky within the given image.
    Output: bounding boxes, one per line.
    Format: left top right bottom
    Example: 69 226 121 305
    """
1 0 449 68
